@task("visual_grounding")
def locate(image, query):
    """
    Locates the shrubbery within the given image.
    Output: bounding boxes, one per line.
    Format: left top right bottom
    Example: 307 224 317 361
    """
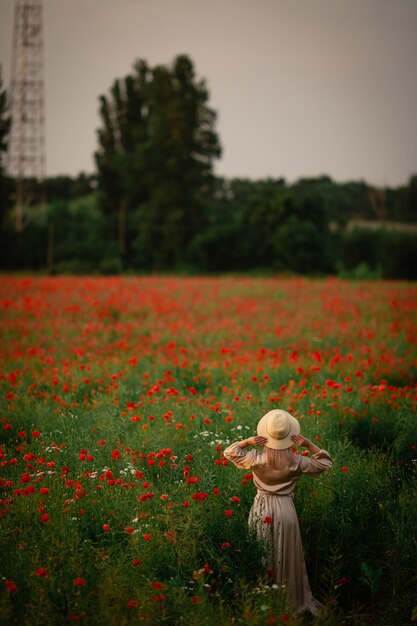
1 189 417 279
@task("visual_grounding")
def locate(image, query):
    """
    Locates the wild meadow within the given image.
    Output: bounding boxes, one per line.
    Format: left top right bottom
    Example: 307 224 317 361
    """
0 275 416 626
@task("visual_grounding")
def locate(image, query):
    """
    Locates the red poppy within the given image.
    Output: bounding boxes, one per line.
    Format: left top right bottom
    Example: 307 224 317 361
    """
35 567 48 578
127 600 139 608
73 577 86 586
191 491 208 502
151 581 165 590
5 580 17 592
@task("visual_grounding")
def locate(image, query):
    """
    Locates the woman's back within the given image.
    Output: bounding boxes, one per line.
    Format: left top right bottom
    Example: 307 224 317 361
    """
223 443 332 496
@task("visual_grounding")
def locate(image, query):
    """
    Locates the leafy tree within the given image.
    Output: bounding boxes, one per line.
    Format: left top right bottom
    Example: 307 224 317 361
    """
44 173 96 202
0 66 11 212
95 54 221 268
401 175 417 222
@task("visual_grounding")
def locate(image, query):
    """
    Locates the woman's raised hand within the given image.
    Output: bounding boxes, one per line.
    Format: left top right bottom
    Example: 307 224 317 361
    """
246 435 268 447
291 434 321 455
290 434 310 448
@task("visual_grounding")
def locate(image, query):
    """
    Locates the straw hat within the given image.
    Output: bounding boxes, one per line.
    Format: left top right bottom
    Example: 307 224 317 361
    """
257 409 300 450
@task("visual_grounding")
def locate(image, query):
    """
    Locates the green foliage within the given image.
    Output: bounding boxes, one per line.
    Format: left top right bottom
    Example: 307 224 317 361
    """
95 54 221 268
339 227 417 280
0 65 11 211
342 404 417 475
44 173 96 202
0 65 10 166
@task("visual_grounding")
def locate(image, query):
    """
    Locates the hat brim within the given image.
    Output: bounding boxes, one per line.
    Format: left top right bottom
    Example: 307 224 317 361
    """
257 409 300 450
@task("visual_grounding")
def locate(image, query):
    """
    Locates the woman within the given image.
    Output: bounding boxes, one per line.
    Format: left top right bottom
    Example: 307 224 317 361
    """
223 408 332 615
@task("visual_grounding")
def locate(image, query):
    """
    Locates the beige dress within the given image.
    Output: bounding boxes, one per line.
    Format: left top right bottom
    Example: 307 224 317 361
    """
223 442 332 615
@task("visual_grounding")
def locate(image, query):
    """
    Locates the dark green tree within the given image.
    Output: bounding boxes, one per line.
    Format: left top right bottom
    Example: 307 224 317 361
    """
0 66 11 211
403 175 417 222
95 54 221 269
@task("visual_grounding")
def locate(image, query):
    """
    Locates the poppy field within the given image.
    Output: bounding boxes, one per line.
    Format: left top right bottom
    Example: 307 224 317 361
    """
1 275 417 626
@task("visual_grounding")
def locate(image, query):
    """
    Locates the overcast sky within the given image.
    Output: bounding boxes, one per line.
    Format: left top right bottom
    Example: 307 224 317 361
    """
1 0 416 187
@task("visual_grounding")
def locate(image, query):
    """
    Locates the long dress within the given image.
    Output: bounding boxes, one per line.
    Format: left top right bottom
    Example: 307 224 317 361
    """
223 442 332 615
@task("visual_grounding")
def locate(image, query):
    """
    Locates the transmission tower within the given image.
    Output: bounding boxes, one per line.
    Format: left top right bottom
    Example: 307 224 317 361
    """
6 0 46 232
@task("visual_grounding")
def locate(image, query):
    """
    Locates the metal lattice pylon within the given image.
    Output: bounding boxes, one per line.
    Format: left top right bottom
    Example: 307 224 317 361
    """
6 0 46 232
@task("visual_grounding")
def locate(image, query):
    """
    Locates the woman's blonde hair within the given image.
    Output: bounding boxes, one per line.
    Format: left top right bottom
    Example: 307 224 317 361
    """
264 446 298 470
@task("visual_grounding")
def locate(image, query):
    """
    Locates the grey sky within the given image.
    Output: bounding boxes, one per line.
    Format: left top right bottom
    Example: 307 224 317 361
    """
1 0 416 187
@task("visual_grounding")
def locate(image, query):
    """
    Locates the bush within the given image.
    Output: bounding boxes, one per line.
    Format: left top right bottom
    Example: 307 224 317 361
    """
339 228 417 280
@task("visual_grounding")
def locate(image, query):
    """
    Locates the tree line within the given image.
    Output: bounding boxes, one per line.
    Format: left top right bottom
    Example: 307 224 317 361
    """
0 56 416 278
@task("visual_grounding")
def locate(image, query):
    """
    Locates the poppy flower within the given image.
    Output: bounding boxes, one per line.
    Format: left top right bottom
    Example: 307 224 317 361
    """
127 600 139 608
35 567 48 578
151 581 165 590
73 577 86 586
191 491 208 502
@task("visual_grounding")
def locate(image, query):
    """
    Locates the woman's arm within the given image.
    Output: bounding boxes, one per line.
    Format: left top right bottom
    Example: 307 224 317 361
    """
238 436 268 449
290 434 321 455
223 436 267 469
290 434 332 475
